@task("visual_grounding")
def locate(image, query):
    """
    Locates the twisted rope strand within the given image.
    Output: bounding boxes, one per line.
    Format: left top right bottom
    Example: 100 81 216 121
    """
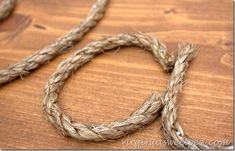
43 33 175 141
161 44 233 149
43 33 233 147
0 0 16 21
0 0 108 85
0 0 232 149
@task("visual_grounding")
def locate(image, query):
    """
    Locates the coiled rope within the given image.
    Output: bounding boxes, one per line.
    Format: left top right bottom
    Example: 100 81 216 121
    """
0 0 232 149
43 33 175 141
43 33 232 149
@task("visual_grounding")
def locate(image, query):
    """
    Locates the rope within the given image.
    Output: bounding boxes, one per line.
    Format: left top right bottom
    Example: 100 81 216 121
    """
0 0 108 85
43 33 232 149
161 44 233 149
43 33 174 141
0 0 232 149
0 0 16 21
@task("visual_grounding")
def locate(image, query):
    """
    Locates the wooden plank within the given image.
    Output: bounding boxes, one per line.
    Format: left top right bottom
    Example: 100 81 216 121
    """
0 0 233 149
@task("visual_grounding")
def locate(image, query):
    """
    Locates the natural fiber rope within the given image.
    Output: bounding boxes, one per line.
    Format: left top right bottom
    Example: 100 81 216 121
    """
43 33 233 149
0 0 232 149
0 0 108 85
43 33 175 141
161 44 233 149
0 0 16 21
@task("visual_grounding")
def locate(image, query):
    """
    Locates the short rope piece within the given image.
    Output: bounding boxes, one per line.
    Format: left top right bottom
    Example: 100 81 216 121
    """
161 44 233 149
0 0 16 21
0 0 109 85
43 33 175 141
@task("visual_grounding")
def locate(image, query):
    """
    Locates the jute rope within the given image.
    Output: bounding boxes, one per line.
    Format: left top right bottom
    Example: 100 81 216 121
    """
0 0 16 21
42 33 175 141
161 44 233 149
0 0 108 85
42 32 232 149
0 0 232 149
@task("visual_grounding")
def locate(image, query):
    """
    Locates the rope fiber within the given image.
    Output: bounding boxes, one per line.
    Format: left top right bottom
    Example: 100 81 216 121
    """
0 0 16 21
0 0 108 85
42 33 232 149
0 0 232 149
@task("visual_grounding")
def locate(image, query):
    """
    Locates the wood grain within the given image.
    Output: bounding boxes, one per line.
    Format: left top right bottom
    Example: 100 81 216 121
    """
0 0 233 149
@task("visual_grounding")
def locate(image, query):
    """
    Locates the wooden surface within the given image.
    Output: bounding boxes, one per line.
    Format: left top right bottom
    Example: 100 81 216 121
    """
0 0 233 149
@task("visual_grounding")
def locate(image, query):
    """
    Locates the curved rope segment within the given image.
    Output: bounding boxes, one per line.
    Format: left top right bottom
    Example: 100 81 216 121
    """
0 0 109 85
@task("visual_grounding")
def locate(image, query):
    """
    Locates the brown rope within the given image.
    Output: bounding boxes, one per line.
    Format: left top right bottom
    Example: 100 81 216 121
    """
42 33 174 141
43 33 233 149
0 0 232 149
0 0 16 21
0 0 108 85
161 44 233 149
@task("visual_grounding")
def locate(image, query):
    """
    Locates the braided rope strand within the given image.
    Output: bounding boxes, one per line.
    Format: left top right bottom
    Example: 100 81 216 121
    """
0 0 108 85
161 44 233 149
0 0 16 21
43 33 174 141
